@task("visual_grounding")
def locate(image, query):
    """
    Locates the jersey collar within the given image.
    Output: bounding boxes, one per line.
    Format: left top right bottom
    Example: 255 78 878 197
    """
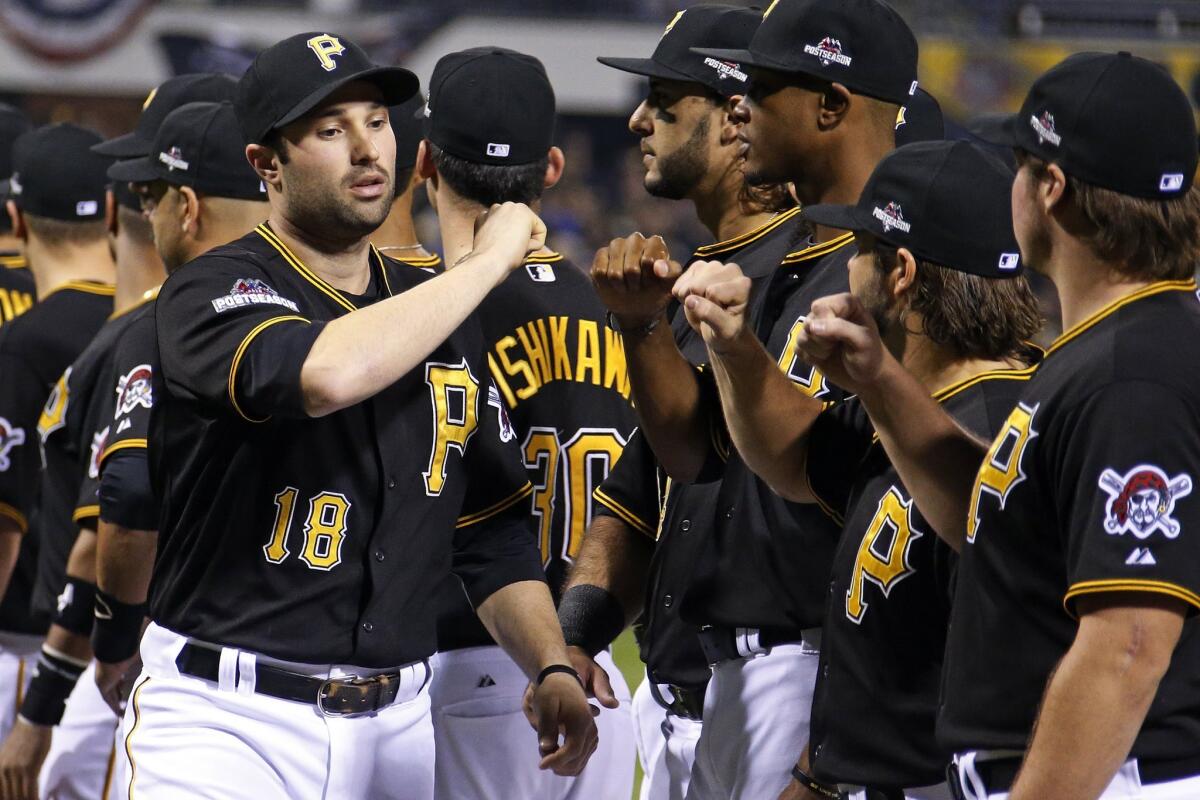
255 222 394 314
1046 279 1197 357
691 207 801 259
781 231 855 266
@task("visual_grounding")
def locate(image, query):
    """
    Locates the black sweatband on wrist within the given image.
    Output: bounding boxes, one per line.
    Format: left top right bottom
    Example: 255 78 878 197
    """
791 765 840 800
536 664 582 689
52 577 97 637
19 646 87 727
91 590 147 664
558 584 626 658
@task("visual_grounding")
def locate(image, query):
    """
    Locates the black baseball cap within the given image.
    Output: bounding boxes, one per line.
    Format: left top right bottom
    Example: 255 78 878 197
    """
692 0 918 105
235 32 418 145
426 47 555 166
108 102 267 201
391 91 426 172
802 140 1024 277
0 104 32 179
597 5 760 98
10 124 111 222
895 87 944 147
92 74 238 158
980 51 1197 199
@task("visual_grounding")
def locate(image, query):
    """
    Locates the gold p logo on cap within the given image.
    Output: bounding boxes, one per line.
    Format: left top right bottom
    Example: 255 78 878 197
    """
307 34 346 72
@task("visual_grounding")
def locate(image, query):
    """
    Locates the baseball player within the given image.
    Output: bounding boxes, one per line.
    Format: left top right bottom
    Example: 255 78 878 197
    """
589 1 917 796
415 46 638 800
561 7 799 799
118 33 594 798
672 140 1041 800
0 105 34 331
91 101 270 725
0 125 115 752
373 92 440 271
0 177 165 800
793 53 1200 799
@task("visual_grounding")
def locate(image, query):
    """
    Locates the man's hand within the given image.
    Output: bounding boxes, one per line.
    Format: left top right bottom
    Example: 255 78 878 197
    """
591 233 683 329
471 202 548 271
671 259 753 354
95 654 141 716
521 671 599 777
795 293 890 395
0 719 51 800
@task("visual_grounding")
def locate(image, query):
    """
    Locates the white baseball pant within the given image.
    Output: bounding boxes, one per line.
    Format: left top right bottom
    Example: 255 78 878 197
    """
429 645 635 800
842 782 953 799
39 661 120 799
631 677 702 800
952 751 1200 799
120 622 434 800
685 639 821 800
0 631 40 741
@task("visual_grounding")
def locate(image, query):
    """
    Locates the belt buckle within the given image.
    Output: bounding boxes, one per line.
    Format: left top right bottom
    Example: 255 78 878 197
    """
317 674 388 718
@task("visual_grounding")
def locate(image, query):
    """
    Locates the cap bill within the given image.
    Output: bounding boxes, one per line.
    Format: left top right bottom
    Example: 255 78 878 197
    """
596 56 696 83
967 113 1018 147
272 65 419 134
800 203 872 233
92 131 153 158
107 156 161 184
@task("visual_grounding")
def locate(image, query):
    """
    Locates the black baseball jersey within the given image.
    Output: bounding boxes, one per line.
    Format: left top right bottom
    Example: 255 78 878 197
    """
941 280 1200 760
0 252 34 331
591 209 809 687
30 294 152 620
0 280 114 633
673 234 852 634
435 251 639 652
392 252 443 274
150 223 543 668
806 370 1034 789
98 300 158 483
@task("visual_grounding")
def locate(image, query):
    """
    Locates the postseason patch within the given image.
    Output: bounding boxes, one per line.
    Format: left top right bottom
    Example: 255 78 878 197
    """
212 279 300 314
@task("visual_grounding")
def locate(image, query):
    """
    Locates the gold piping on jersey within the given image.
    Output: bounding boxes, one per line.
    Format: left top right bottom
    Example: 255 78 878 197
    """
0 501 28 533
1046 279 1197 356
781 231 855 265
99 438 147 465
227 315 310 424
1064 578 1200 616
14 658 24 710
101 741 117 800
525 251 564 264
72 504 100 523
592 487 655 537
255 224 394 313
456 482 535 528
124 675 150 800
692 207 802 259
394 253 443 269
39 280 117 302
0 254 26 270
107 286 160 321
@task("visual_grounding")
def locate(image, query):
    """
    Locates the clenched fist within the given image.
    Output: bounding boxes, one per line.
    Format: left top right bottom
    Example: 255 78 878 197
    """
591 233 683 330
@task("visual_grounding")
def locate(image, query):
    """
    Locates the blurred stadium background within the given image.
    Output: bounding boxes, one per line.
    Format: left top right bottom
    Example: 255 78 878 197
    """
2 1 1195 794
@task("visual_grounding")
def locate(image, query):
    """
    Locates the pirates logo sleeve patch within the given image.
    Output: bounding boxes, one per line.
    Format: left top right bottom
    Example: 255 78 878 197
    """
1099 464 1193 540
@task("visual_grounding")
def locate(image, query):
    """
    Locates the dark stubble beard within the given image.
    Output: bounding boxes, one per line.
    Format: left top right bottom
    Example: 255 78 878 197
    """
283 165 395 242
646 115 711 200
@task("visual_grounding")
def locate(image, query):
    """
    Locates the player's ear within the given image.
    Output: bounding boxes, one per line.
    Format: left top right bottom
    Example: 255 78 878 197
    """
6 200 25 242
104 189 119 237
719 95 742 145
893 247 918 297
178 186 201 236
416 139 437 181
543 147 565 190
246 143 282 191
1041 162 1069 216
817 82 852 129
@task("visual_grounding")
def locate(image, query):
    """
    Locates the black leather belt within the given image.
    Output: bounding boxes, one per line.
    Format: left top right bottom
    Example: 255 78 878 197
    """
696 626 810 665
647 679 706 721
948 752 1200 798
176 641 430 717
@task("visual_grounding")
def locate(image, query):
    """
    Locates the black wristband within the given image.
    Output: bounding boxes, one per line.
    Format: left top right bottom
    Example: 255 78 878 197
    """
558 584 626 658
536 664 582 689
91 590 147 664
19 646 87 727
52 577 97 637
604 310 662 337
791 765 840 799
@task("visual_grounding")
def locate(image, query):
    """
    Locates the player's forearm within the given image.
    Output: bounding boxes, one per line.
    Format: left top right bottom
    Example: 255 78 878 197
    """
65 528 98 583
858 357 985 550
1010 596 1183 800
300 250 511 416
43 624 92 664
622 321 711 482
477 580 574 680
96 520 157 603
708 330 823 502
564 515 652 626
0 525 21 602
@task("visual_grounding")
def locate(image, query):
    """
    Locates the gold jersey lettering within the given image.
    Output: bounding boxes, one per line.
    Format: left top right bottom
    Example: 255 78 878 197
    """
575 320 602 386
967 402 1039 542
549 316 572 380
846 486 924 623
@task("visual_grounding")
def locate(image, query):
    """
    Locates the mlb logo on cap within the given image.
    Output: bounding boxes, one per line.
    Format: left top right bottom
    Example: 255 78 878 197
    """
1160 173 1185 193
486 143 511 158
998 253 1020 271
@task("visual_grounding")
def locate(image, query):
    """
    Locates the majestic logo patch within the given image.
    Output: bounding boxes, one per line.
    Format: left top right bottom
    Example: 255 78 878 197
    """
525 263 556 283
804 37 852 67
211 279 300 314
703 57 748 83
158 146 189 172
1160 173 1185 193
998 253 1020 271
306 34 345 72
486 143 511 158
1125 547 1157 566
488 382 515 442
114 364 154 419
1029 111 1061 147
88 426 109 480
1099 464 1192 540
0 417 24 472
872 202 911 234
477 674 497 688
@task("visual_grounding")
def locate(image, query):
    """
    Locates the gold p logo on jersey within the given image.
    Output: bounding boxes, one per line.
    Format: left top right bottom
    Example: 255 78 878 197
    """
763 0 782 17
307 35 346 72
661 10 684 38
